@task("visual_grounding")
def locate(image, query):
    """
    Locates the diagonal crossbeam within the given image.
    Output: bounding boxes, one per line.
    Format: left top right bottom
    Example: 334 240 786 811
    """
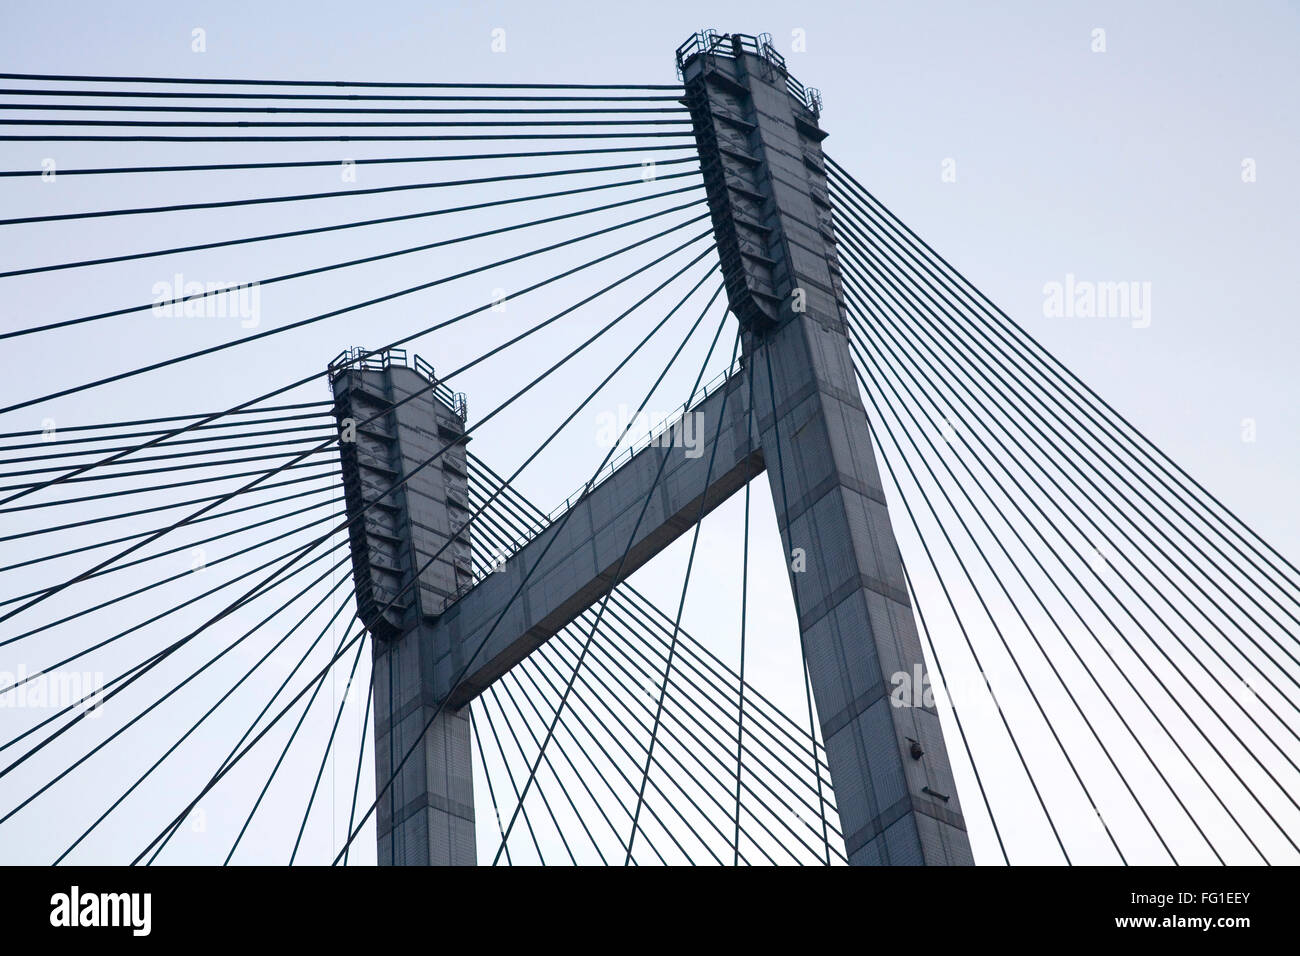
432 374 762 710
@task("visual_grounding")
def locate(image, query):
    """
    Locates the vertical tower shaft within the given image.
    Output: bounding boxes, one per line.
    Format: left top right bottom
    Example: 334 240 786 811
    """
679 32 973 864
329 348 476 865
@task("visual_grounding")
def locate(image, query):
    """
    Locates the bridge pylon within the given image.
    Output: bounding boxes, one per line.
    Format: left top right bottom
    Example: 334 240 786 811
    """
332 33 974 865
329 349 476 866
677 30 973 864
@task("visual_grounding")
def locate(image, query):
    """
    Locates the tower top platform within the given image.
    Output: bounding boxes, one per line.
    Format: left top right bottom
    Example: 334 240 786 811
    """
675 30 822 117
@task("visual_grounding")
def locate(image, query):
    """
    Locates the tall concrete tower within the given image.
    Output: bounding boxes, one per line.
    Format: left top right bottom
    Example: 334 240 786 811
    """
677 31 973 864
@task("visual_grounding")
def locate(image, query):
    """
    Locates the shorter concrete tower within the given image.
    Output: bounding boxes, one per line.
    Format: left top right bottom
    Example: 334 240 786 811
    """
328 347 476 865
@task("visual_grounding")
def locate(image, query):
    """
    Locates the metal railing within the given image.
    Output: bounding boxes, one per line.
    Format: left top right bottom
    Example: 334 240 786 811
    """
326 345 408 386
327 345 466 420
676 30 822 117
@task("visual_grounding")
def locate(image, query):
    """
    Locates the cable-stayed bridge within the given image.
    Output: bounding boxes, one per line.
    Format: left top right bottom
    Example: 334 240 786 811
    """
0 31 1297 867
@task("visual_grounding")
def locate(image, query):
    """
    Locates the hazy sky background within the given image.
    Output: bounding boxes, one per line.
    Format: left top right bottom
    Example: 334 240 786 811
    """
0 0 1296 866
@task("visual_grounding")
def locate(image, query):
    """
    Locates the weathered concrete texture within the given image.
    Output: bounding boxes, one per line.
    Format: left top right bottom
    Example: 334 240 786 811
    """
331 371 408 639
429 373 762 710
373 639 475 866
750 320 972 865
332 365 473 636
331 356 475 865
683 39 974 865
